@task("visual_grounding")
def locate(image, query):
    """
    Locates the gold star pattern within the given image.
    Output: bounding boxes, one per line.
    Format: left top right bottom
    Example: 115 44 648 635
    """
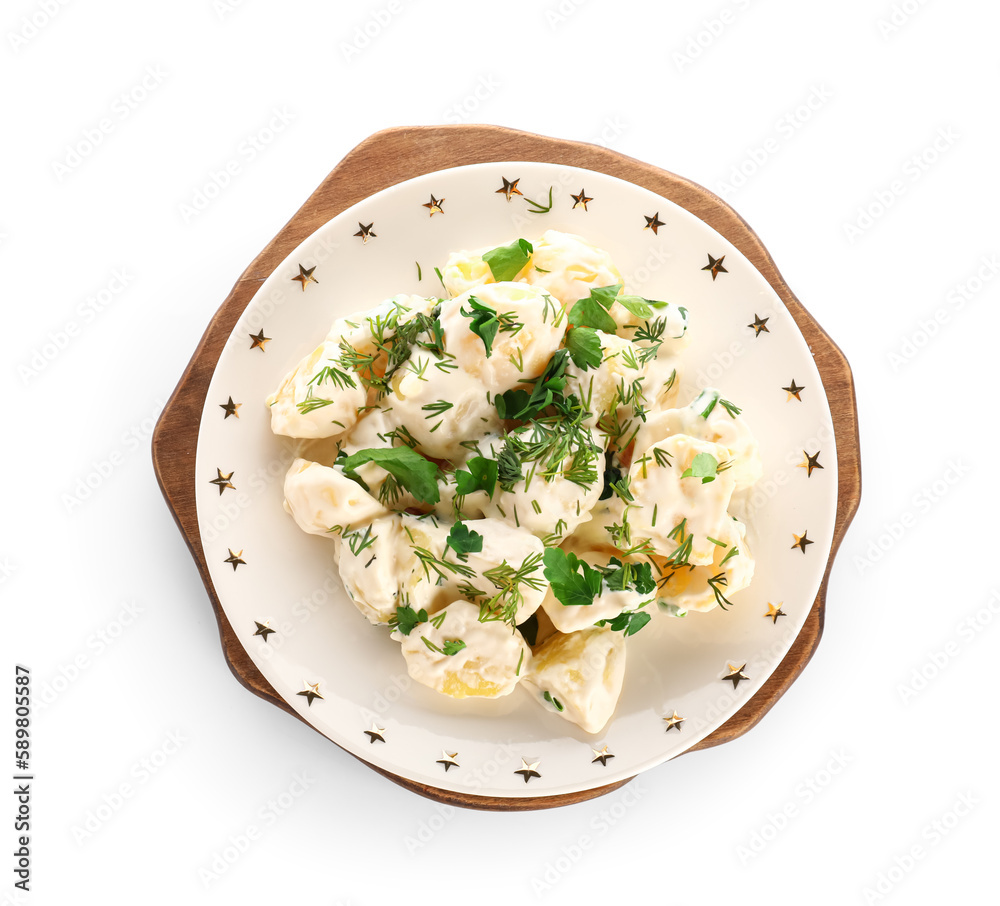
643 212 665 234
748 314 770 336
354 222 376 243
436 751 459 771
662 711 685 732
422 194 445 216
571 188 592 211
591 745 614 766
219 396 241 419
783 379 805 401
249 330 270 351
253 620 275 642
297 682 323 706
702 253 728 280
209 468 235 495
798 450 824 477
723 663 749 689
765 603 787 624
496 176 522 201
514 758 541 784
224 548 245 571
792 531 814 553
291 264 318 291
364 722 386 744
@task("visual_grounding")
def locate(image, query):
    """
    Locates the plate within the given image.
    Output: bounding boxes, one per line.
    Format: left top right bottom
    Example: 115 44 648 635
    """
154 125 860 809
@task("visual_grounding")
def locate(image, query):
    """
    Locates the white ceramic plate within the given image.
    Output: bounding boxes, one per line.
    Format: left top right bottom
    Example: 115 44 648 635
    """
195 162 838 799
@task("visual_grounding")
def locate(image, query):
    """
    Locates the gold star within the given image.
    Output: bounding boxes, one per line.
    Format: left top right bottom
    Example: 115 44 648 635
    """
792 531 814 553
723 663 749 689
219 396 241 418
364 722 386 744
798 450 824 477
354 222 376 243
496 176 522 201
297 681 323 706
662 711 685 732
783 379 805 401
591 745 614 766
291 264 318 291
514 758 541 783
748 314 770 336
224 548 245 571
765 603 786 624
702 253 728 280
249 330 270 351
209 468 235 495
571 188 592 211
253 620 275 641
436 751 459 771
422 194 445 216
643 212 665 234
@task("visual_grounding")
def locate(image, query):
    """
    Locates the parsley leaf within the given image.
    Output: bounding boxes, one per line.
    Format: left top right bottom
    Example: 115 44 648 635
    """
542 546 603 607
393 604 428 636
564 326 603 370
460 295 500 357
442 638 467 656
568 285 617 332
681 452 720 484
601 557 656 594
445 522 484 560
482 238 533 282
453 455 498 498
597 610 652 636
340 446 440 504
495 349 570 420
587 283 664 320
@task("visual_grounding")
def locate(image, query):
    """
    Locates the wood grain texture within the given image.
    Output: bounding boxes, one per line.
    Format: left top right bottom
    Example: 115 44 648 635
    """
152 124 861 811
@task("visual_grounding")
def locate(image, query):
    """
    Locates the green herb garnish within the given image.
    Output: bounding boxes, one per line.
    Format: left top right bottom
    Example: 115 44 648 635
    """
445 522 484 561
453 455 499 498
542 547 603 608
596 610 652 636
568 285 618 332
542 690 564 711
340 446 440 504
482 238 533 282
459 294 519 358
392 604 428 636
495 349 570 420
681 452 720 484
497 442 522 491
564 326 603 370
524 186 554 213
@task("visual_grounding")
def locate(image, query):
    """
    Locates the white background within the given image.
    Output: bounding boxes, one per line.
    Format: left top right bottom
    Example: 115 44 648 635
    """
3 0 995 903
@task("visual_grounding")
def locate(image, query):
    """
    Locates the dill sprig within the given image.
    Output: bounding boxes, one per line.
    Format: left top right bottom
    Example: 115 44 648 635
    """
476 552 546 626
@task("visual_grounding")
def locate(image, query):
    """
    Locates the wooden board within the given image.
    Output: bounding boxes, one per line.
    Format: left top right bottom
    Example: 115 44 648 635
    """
152 124 861 811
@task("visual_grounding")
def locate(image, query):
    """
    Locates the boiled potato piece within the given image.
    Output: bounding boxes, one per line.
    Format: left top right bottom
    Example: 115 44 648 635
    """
439 282 566 393
626 434 736 566
282 459 386 536
522 626 626 734
396 600 530 699
524 230 622 310
336 515 407 625
649 516 754 614
633 388 762 491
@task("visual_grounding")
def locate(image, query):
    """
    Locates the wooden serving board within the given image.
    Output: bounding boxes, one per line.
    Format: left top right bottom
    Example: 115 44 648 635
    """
152 125 861 811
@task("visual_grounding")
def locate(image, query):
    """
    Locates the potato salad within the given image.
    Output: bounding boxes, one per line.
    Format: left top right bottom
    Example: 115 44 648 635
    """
267 230 761 735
